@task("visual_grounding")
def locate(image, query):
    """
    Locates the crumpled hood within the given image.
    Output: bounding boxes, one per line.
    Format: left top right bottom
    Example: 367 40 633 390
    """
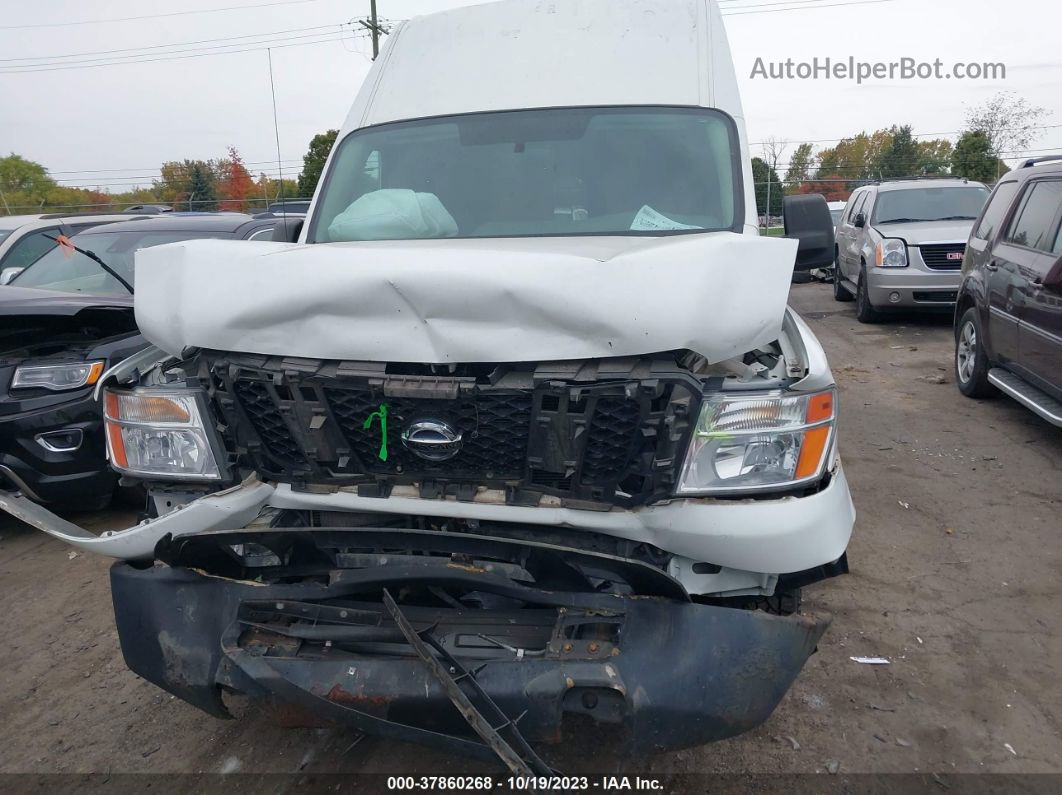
134 233 797 364
873 220 976 246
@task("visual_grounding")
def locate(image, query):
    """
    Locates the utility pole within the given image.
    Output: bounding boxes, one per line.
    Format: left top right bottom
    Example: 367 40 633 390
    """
360 0 388 59
765 174 771 229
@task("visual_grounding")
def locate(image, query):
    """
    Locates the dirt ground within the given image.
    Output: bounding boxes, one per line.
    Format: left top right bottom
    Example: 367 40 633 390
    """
1 282 1060 783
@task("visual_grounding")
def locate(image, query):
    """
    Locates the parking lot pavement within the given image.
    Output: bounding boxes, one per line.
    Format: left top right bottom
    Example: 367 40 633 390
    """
0 281 1059 779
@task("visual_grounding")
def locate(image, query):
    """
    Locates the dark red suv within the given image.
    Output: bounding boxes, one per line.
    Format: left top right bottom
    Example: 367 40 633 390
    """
954 158 1062 426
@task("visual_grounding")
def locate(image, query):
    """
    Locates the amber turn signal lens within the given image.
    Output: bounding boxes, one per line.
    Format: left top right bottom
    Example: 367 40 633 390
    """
104 391 191 423
103 392 128 468
796 426 831 479
806 392 834 424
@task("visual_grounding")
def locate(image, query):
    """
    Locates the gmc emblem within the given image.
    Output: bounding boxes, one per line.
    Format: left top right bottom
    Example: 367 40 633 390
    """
947 251 964 261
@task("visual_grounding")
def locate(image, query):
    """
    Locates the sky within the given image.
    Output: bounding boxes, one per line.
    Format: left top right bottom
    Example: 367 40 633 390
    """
0 0 1059 193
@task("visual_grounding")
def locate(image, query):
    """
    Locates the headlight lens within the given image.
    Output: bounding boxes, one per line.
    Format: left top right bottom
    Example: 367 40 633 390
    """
676 389 836 495
876 238 908 268
103 388 222 480
12 361 104 391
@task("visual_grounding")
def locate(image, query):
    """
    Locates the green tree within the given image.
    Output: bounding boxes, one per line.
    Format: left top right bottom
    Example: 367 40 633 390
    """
917 139 954 175
751 157 784 217
783 143 814 193
187 162 217 210
816 130 893 185
0 154 59 212
0 154 53 195
873 125 920 179
951 131 1009 183
297 129 338 197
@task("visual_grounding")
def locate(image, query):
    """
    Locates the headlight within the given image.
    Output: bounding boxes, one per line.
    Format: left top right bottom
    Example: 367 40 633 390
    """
103 388 223 480
876 238 908 268
12 361 104 391
676 389 836 495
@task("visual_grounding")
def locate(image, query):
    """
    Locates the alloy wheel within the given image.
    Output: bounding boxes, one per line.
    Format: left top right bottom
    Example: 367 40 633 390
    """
956 320 977 384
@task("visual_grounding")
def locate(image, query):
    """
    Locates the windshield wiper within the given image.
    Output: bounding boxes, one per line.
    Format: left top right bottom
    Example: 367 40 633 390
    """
935 215 978 221
876 218 930 225
42 234 134 295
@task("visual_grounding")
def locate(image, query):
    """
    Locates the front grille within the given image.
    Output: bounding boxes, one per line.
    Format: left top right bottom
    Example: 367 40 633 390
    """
583 397 642 481
232 379 307 467
324 388 533 478
213 355 697 507
918 243 965 270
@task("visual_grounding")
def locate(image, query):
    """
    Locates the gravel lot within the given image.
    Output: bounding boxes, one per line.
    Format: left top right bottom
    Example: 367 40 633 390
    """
1 282 1060 783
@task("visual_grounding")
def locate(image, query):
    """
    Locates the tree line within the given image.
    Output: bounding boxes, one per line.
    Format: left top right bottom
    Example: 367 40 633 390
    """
0 130 339 216
752 91 1050 216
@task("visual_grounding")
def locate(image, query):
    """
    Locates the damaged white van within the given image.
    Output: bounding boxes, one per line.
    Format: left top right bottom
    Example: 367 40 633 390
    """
0 0 853 767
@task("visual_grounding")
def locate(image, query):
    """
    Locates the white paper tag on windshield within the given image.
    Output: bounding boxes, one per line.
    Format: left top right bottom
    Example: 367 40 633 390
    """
630 205 702 232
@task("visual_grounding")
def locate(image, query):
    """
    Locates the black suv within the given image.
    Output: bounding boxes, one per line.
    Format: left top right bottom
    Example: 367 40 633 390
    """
954 157 1062 426
0 214 278 509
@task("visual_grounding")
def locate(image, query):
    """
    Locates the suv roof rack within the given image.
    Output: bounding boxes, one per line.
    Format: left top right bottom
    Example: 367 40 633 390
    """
1020 155 1062 169
36 210 151 220
875 175 969 184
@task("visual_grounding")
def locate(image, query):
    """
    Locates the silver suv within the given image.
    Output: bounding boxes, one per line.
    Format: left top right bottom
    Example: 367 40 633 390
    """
833 178 990 322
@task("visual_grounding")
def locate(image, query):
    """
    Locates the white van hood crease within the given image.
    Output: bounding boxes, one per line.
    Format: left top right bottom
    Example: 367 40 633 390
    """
134 233 797 365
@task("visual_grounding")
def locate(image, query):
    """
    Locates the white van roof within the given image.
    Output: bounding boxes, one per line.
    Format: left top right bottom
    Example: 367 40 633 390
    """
340 0 743 133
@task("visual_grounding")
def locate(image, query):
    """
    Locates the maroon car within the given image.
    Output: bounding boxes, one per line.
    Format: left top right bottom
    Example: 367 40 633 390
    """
954 157 1062 426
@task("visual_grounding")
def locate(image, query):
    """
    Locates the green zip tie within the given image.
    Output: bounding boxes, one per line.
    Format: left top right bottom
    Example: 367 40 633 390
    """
363 403 389 462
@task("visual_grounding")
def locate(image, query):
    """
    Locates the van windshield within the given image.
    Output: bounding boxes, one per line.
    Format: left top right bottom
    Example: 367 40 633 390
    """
309 107 740 242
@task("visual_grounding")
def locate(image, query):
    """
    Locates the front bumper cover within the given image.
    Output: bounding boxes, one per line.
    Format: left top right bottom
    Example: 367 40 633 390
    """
0 389 116 509
111 552 829 758
0 462 855 574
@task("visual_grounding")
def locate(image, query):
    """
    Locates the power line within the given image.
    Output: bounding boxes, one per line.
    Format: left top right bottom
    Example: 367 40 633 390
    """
719 0 869 8
0 0 326 30
0 31 369 74
723 0 894 15
48 160 303 176
764 145 1062 172
749 125 1062 148
51 167 303 185
0 27 359 71
0 23 348 63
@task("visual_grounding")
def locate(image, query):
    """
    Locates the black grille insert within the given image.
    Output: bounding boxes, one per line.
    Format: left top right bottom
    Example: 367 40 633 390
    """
325 388 533 478
232 379 307 468
918 243 965 270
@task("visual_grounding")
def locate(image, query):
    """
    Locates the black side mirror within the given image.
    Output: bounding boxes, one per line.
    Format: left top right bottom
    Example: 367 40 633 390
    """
271 217 304 243
783 194 836 271
853 213 867 229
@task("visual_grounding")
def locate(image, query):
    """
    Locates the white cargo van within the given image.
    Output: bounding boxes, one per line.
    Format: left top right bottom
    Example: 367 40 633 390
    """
1 0 852 765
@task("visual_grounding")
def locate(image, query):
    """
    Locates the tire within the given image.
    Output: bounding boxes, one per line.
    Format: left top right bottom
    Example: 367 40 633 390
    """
855 266 882 323
833 259 854 302
955 307 997 398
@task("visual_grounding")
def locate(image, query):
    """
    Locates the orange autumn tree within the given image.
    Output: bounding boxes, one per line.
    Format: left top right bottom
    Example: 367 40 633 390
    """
218 147 254 211
798 178 851 203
